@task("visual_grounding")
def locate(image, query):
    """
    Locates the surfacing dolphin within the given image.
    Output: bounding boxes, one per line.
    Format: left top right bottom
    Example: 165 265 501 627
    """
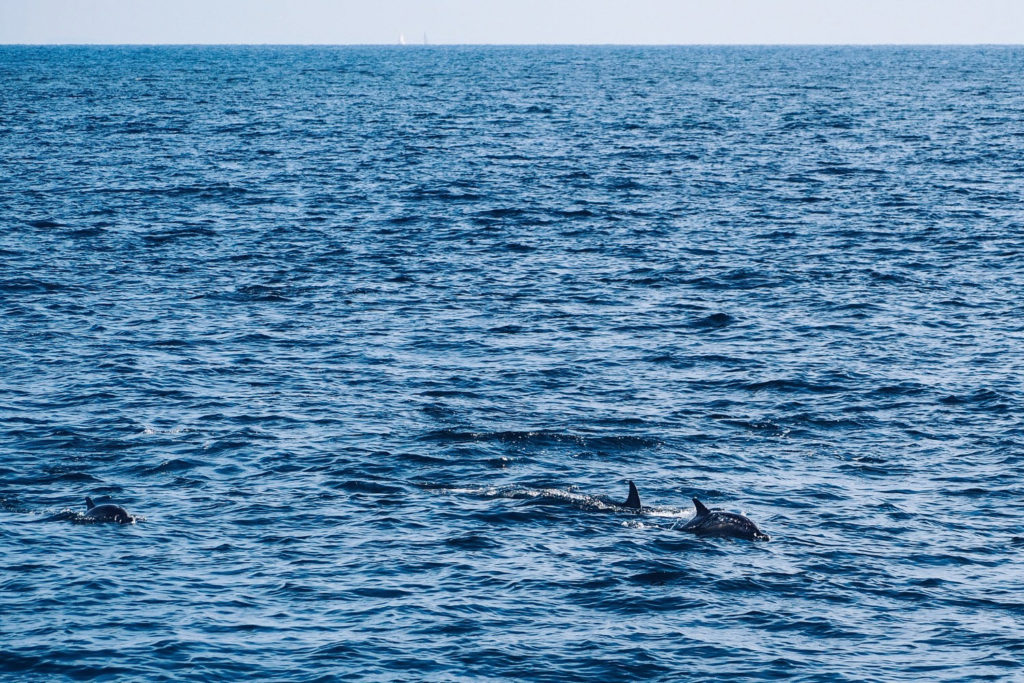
681 497 769 541
620 482 769 541
84 497 134 524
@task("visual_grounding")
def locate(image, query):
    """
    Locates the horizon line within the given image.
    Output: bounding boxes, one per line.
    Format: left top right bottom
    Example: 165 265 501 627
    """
3 42 1023 47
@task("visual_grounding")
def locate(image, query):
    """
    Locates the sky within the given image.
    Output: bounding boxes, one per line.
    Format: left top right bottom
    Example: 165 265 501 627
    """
1 0 1023 45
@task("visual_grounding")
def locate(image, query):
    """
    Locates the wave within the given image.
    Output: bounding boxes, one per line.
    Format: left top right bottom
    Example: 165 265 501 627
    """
418 429 660 451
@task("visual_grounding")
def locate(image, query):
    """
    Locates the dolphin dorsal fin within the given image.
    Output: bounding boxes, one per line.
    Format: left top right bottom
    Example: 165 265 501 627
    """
623 481 641 509
86 497 95 510
693 497 710 516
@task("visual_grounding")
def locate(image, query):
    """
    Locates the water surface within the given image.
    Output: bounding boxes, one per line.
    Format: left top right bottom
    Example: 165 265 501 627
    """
1 46 1023 681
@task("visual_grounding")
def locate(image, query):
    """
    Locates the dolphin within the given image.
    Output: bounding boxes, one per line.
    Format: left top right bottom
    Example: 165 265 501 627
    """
618 483 769 541
84 497 133 524
680 497 769 541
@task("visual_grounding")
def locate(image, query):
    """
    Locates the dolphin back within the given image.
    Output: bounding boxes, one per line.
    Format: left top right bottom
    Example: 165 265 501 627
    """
682 498 769 541
83 498 133 524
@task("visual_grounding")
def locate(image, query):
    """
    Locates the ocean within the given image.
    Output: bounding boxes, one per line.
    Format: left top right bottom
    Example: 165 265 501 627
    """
1 45 1023 681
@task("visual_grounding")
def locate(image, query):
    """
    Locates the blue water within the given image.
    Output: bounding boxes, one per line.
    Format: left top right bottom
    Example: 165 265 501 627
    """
2 45 1023 681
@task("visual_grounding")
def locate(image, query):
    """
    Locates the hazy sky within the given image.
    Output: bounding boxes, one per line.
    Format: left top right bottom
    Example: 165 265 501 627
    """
2 0 1023 45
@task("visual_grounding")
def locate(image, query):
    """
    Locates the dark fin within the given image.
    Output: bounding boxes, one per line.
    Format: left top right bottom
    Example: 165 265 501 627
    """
85 497 95 510
692 498 710 516
622 481 641 509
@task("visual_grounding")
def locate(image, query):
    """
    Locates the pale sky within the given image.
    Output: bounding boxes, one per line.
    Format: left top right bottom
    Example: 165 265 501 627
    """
1 0 1023 45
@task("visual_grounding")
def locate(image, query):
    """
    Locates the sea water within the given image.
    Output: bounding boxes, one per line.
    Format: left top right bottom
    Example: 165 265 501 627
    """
1 46 1023 681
